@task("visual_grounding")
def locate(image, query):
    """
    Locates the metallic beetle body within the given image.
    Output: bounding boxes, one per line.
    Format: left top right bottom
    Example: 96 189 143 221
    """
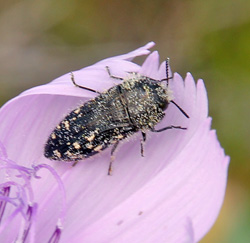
44 73 171 161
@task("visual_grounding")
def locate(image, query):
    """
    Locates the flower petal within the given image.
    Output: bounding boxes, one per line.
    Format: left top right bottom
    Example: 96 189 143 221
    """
140 51 160 79
0 43 229 242
62 118 229 243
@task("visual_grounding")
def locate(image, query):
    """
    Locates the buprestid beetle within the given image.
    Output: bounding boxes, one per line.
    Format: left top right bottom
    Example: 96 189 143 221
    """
44 59 189 175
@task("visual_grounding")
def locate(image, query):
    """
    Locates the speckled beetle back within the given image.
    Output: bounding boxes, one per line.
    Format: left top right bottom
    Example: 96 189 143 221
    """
44 60 189 175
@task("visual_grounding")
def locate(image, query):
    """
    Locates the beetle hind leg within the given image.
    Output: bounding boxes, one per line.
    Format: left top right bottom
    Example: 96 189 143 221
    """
140 132 146 157
108 141 119 176
151 125 187 133
72 161 78 166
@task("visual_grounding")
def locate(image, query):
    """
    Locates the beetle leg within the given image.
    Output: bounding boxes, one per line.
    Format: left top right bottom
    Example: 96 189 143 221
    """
151 125 187 133
72 161 78 166
106 66 124 80
108 141 119 176
170 100 189 118
70 72 101 94
140 132 146 157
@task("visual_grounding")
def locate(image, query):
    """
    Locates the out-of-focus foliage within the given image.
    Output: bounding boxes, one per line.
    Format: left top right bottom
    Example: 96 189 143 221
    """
0 0 249 242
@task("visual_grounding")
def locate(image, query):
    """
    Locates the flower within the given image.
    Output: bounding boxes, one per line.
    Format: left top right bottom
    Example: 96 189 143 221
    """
0 42 229 242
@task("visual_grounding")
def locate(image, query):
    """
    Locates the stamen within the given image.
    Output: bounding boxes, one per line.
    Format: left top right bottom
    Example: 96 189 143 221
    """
0 204 23 236
20 204 38 243
33 164 66 227
0 186 10 223
0 181 30 239
48 226 62 243
0 141 66 242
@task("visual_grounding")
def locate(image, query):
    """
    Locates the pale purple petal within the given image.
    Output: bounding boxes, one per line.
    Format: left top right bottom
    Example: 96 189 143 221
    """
98 41 155 62
0 42 229 242
140 51 160 79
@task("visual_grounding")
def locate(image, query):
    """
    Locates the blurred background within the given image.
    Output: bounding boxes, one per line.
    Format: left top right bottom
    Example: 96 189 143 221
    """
0 0 249 242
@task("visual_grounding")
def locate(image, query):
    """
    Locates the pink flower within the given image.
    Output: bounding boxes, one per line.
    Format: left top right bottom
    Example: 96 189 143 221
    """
0 42 229 242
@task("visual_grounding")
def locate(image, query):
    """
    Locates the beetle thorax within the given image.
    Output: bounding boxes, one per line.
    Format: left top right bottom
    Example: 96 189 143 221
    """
120 76 172 130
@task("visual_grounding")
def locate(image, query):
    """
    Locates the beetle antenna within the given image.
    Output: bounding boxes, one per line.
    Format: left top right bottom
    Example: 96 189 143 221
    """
166 58 170 86
160 58 172 86
170 100 189 118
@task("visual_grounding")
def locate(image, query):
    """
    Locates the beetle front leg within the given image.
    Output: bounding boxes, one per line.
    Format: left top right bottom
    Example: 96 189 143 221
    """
70 72 101 94
106 66 124 81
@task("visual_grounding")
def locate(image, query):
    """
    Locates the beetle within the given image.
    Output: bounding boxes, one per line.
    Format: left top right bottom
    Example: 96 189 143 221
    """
44 59 189 175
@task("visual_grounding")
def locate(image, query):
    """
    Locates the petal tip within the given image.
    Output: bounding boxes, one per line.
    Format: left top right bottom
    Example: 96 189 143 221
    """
185 72 195 82
145 41 155 49
173 72 183 80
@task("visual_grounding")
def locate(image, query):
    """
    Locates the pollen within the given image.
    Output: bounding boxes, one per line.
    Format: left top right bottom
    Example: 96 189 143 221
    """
53 150 61 158
73 142 81 149
85 133 95 142
74 108 81 114
166 87 174 102
51 133 56 139
86 143 94 149
116 134 124 139
143 85 150 96
63 120 70 130
94 145 103 152
66 151 73 157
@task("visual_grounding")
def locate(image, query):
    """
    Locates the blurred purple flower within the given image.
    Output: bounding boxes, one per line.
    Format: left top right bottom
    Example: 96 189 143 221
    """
0 42 229 243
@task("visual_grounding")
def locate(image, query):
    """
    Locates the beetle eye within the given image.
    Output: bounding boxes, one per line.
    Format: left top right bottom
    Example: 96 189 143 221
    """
159 100 168 110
